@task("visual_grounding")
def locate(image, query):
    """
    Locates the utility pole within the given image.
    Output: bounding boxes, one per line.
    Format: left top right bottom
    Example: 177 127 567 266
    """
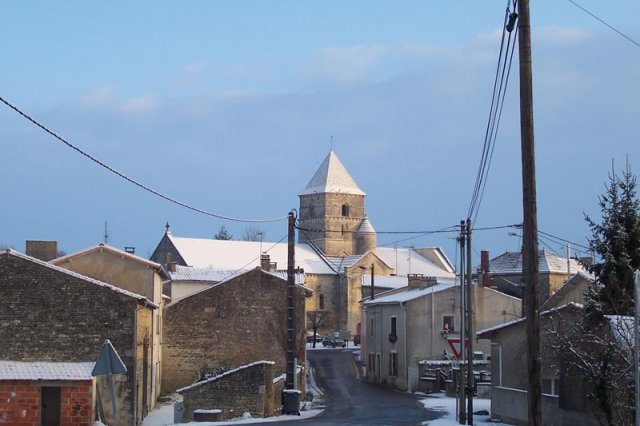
465 218 474 425
283 211 300 414
458 221 466 424
517 0 542 424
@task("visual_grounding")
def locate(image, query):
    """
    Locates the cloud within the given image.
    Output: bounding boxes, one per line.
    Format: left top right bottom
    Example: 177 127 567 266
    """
77 85 116 109
302 44 390 85
121 95 159 113
536 25 590 46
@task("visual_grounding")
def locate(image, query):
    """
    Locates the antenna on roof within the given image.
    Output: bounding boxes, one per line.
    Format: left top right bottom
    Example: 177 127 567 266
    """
104 221 109 245
330 135 333 151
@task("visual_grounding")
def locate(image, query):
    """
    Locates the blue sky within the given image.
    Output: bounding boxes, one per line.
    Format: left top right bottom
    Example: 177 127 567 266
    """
1 1 639 265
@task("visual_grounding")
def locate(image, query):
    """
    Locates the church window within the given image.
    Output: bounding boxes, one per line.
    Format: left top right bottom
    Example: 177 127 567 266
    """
342 204 350 217
319 294 325 310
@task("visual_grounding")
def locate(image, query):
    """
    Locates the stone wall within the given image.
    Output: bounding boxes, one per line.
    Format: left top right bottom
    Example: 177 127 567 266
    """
162 268 307 393
177 361 277 422
0 251 154 426
0 380 93 426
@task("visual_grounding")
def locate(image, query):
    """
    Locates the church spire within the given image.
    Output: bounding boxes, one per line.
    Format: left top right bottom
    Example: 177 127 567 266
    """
300 150 365 196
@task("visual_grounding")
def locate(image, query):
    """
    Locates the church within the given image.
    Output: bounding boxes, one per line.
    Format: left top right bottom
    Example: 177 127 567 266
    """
151 150 456 337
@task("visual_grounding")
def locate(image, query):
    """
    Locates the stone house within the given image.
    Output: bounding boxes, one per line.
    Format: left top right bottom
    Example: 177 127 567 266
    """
0 361 95 426
0 249 157 426
476 303 619 425
51 243 167 410
361 274 521 391
151 150 456 338
161 268 310 394
475 249 588 304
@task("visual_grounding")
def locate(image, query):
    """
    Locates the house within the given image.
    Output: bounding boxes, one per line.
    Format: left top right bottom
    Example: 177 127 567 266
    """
541 270 593 310
0 249 157 426
361 274 521 391
161 267 311 394
50 243 168 413
0 361 95 426
475 249 588 304
151 150 456 338
476 303 632 425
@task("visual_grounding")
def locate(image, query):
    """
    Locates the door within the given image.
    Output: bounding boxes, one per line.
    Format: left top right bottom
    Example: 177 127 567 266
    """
41 387 61 426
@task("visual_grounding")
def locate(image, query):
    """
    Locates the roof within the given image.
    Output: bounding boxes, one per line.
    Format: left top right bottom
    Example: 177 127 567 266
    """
541 271 594 310
299 150 365 196
52 244 168 279
375 247 456 278
361 274 408 290
170 265 305 285
0 361 95 381
357 216 376 234
1 249 157 308
167 235 336 275
476 302 583 338
362 279 458 305
481 250 588 276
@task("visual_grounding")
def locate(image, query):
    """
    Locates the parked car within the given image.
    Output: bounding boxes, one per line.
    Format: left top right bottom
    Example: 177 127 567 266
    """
322 336 346 348
306 333 323 343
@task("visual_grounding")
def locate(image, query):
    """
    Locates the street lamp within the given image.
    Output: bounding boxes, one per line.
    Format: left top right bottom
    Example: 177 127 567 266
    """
359 263 375 300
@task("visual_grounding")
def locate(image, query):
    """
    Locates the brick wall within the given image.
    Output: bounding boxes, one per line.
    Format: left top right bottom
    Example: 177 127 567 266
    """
178 361 275 422
0 252 153 425
162 268 306 393
0 380 93 426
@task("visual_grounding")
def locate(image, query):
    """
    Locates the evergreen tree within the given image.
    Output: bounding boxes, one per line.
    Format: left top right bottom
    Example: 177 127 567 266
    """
214 225 233 240
584 165 640 316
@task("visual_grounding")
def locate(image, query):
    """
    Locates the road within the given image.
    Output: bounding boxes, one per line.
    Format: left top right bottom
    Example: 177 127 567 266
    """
264 348 440 425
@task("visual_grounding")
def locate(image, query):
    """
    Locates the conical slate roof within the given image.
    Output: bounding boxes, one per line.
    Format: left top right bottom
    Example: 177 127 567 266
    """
300 150 365 196
357 216 376 234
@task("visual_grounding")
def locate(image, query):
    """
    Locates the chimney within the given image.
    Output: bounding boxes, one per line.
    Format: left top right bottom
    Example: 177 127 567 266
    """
168 261 177 273
480 250 492 287
260 254 271 271
26 240 58 261
408 274 437 289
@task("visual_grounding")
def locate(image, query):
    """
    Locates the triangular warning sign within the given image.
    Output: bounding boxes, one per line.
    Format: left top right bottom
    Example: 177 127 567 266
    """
447 338 469 360
92 339 127 376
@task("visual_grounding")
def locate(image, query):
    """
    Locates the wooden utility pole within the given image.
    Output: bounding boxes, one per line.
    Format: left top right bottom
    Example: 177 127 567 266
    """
517 0 542 424
458 221 466 424
283 210 300 414
465 218 474 425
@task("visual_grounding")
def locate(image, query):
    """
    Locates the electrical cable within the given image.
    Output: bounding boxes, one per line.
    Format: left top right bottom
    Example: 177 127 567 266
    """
0 95 288 224
567 0 640 49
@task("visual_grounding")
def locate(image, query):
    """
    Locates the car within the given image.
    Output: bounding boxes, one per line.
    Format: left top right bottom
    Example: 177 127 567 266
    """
322 336 346 348
306 333 323 343
353 334 361 346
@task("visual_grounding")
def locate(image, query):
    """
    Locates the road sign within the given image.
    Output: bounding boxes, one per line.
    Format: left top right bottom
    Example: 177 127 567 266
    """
447 338 469 360
92 339 127 376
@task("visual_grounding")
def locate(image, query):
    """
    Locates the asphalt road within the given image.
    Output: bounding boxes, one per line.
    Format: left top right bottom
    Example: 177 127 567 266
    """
264 348 440 425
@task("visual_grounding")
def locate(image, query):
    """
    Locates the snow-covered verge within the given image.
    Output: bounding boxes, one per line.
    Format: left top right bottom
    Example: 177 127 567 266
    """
419 393 512 425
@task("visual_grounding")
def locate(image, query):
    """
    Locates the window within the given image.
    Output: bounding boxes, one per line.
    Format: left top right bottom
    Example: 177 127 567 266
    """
391 317 397 336
389 351 398 377
443 315 455 333
542 377 560 396
319 294 325 310
368 353 376 373
341 204 350 217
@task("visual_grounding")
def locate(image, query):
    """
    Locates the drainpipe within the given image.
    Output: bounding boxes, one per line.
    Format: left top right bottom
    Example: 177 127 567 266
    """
132 307 138 426
401 301 408 390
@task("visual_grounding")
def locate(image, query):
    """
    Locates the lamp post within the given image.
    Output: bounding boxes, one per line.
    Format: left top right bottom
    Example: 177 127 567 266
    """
359 263 375 300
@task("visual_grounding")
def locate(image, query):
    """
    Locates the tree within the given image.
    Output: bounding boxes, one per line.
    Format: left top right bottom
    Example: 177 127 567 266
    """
307 311 328 349
241 225 264 242
214 225 233 240
584 165 640 316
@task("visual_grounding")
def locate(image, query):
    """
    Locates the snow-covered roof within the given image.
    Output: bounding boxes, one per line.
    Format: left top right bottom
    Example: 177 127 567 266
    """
170 265 305 285
481 250 588 276
362 279 458 305
476 302 583 337
1 249 157 308
176 361 275 393
605 315 634 345
361 275 408 290
357 216 376 234
0 361 95 381
375 247 456 279
168 235 335 275
53 244 168 278
299 150 365 196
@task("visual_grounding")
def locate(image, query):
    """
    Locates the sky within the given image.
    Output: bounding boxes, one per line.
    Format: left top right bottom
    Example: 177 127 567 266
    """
1 1 639 266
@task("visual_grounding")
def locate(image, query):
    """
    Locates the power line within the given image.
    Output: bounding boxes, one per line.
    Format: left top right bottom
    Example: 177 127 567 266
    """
0 95 288 224
538 229 590 251
567 0 640 49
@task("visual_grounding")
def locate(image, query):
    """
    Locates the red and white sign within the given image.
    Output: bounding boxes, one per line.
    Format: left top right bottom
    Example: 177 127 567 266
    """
447 338 469 360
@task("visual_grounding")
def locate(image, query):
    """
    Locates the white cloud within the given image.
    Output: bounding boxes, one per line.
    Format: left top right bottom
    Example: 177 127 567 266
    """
303 44 389 84
535 25 591 46
77 85 116 109
121 95 159 113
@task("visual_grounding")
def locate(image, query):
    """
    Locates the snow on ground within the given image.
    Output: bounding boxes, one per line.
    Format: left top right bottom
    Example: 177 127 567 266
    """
419 393 511 425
